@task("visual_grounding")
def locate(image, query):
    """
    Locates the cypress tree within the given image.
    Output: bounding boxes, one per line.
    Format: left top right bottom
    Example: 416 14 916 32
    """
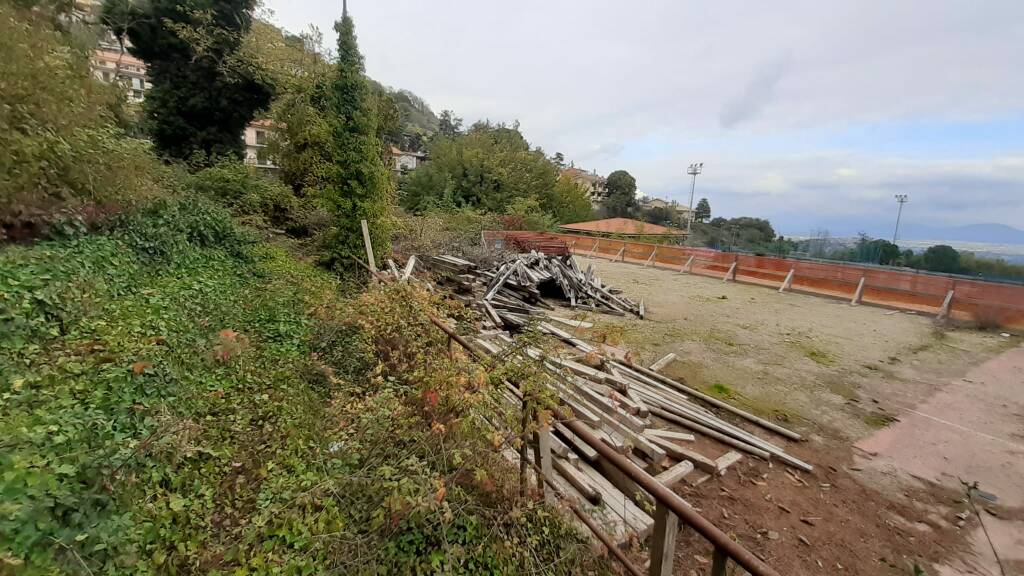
321 10 392 272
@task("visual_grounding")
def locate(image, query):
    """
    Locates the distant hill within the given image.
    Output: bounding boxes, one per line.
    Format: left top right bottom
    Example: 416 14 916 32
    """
899 223 1024 245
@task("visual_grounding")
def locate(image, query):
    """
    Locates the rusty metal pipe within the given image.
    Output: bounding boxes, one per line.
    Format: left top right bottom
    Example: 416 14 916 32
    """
562 419 780 576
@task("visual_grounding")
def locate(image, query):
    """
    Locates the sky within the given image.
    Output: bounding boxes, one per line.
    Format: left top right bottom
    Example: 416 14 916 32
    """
261 0 1024 238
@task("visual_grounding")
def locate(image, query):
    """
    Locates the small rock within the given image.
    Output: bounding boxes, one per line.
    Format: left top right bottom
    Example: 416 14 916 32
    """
798 535 811 546
955 511 969 521
800 517 819 526
1000 332 1011 338
955 520 966 528
767 530 779 540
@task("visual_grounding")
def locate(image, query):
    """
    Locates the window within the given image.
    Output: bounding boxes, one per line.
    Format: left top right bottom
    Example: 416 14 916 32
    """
255 130 267 145
256 149 269 165
101 71 111 82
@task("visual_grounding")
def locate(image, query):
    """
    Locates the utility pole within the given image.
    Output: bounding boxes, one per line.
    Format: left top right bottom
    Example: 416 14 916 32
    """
686 162 703 233
892 194 909 244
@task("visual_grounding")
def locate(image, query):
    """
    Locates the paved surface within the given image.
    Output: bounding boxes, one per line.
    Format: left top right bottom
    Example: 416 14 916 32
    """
855 345 1024 575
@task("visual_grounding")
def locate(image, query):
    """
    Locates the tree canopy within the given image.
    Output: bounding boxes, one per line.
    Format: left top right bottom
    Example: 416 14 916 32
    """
102 0 272 161
399 122 592 224
695 198 711 223
603 170 637 217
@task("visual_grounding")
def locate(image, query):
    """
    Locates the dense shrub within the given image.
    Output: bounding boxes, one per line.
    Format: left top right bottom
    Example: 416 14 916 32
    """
0 3 164 241
392 209 509 265
185 161 299 227
116 196 251 262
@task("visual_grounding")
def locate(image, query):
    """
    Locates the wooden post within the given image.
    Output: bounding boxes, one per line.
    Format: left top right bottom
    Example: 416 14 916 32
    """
779 268 795 293
533 424 555 504
614 246 625 262
360 219 377 274
679 255 695 274
851 276 866 305
723 262 737 283
710 546 728 576
937 289 955 321
570 240 576 254
649 502 679 576
589 240 599 258
645 246 658 267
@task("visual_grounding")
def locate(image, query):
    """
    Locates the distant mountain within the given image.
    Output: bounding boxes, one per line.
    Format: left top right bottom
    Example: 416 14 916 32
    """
898 223 1024 245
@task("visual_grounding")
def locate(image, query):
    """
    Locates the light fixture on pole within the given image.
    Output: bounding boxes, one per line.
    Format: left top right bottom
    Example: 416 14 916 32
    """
892 194 909 244
686 162 703 233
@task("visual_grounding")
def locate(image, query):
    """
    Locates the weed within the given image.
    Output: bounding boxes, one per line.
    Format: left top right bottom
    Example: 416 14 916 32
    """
864 411 898 428
803 346 835 366
708 383 734 397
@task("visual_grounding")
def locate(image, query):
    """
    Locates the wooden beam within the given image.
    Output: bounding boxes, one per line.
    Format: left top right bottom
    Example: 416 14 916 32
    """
645 429 695 442
645 247 657 267
588 239 599 258
360 219 376 273
613 246 625 262
533 425 555 504
722 262 737 283
937 289 955 321
649 503 679 576
779 268 795 293
851 276 866 305
654 459 694 487
649 353 677 372
679 255 695 274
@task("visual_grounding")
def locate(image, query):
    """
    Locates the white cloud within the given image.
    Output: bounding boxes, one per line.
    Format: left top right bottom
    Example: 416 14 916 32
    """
262 0 1024 233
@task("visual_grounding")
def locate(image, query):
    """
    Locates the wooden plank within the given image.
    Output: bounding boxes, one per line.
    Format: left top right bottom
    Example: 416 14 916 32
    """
779 268 795 293
722 261 737 283
654 459 694 487
851 276 866 305
360 219 377 273
649 353 677 371
679 255 695 274
649 503 679 576
533 425 555 504
644 429 695 442
553 422 598 462
645 436 717 472
401 255 416 280
715 451 743 474
937 289 955 321
552 456 601 503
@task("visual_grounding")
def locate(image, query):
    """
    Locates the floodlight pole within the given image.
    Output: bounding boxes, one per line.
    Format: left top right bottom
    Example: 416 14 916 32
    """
892 194 908 244
686 162 703 233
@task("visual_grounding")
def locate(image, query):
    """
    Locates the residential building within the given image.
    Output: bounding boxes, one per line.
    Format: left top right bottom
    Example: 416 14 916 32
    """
92 48 150 103
640 196 695 222
390 146 426 175
89 42 279 169
243 120 278 170
561 167 607 207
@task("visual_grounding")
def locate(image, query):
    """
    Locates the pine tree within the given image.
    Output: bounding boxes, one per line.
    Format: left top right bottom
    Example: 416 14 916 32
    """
320 9 393 272
695 198 711 222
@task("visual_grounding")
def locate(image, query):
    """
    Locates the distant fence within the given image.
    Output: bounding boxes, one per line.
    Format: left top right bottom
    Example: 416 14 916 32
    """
489 232 1024 329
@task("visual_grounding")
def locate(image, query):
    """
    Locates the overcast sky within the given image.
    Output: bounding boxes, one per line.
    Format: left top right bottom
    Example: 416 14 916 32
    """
262 0 1024 238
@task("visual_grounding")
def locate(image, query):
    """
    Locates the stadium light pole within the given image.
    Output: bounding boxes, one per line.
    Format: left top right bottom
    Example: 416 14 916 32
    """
686 162 703 233
892 194 909 244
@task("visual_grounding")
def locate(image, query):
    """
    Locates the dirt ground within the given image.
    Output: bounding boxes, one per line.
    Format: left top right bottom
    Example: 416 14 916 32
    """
568 256 1022 575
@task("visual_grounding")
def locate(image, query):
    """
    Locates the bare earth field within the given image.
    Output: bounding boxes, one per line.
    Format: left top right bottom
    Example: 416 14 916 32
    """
567 256 1023 576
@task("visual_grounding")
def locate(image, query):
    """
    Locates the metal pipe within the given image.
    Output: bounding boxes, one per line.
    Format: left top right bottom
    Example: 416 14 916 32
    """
562 418 780 576
354 255 780 576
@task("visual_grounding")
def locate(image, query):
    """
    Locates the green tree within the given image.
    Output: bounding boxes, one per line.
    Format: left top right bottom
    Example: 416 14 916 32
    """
551 152 566 169
603 170 637 217
316 10 393 271
541 175 594 223
920 244 962 273
400 122 558 214
102 0 273 161
694 198 711 222
437 109 463 138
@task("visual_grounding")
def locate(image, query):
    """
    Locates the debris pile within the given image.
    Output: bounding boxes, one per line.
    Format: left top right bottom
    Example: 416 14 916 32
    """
423 252 645 324
472 320 811 541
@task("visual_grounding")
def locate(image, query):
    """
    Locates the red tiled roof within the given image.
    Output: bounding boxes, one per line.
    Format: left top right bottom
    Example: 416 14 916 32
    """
559 217 686 236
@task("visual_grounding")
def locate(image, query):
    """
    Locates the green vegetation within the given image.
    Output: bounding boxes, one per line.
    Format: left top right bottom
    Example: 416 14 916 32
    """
315 11 393 272
0 203 601 573
102 0 273 161
603 170 638 218
399 121 592 225
694 198 711 223
0 3 163 240
688 216 795 255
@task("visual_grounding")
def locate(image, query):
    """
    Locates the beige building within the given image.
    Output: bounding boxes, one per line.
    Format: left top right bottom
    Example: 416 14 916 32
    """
92 48 150 103
243 120 278 170
389 146 426 175
561 167 607 206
